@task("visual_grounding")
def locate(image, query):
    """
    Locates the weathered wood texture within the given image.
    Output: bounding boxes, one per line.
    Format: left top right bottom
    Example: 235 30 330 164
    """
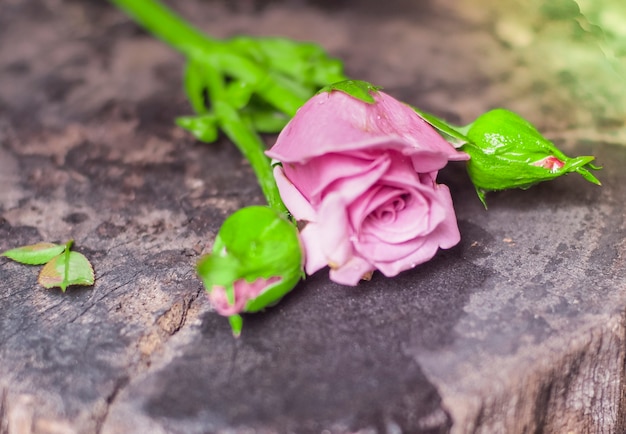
1 1 625 433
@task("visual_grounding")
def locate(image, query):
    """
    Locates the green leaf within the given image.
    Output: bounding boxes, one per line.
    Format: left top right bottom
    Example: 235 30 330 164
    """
244 109 290 133
1 242 66 265
229 36 346 88
318 80 380 104
38 251 95 292
176 115 219 143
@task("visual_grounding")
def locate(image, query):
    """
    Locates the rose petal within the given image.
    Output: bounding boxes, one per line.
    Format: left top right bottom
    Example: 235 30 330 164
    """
329 255 374 286
299 223 328 275
300 223 328 275
373 236 440 277
353 183 457 262
356 187 431 243
267 90 464 168
299 194 355 275
371 185 461 276
347 154 444 243
282 152 390 204
209 276 282 316
315 193 353 269
273 164 316 222
426 184 462 250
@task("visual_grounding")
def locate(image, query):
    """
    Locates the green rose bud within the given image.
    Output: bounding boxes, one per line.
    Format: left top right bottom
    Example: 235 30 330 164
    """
196 206 303 336
462 108 601 206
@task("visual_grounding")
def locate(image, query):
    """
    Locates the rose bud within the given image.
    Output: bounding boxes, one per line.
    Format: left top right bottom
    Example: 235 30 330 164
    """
462 108 601 206
197 206 303 336
266 80 468 286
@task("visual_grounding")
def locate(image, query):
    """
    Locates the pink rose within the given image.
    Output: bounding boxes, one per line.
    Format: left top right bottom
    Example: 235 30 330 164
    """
266 89 468 285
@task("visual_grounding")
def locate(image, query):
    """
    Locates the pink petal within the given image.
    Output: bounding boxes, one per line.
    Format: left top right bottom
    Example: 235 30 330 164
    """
315 193 353 269
266 90 465 168
353 183 457 263
427 184 462 249
374 237 440 277
370 184 461 276
299 223 329 275
282 152 390 205
209 276 282 316
355 186 431 243
273 164 316 222
329 255 374 286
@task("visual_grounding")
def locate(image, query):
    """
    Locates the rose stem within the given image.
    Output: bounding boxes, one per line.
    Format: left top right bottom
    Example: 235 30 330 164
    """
203 64 289 215
110 0 295 215
109 0 217 54
109 0 307 117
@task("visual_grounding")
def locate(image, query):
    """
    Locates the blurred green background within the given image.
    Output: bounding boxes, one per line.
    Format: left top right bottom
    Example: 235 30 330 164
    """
458 0 625 143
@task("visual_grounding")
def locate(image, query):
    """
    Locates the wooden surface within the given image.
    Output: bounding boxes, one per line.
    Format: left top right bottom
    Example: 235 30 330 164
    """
1 1 625 433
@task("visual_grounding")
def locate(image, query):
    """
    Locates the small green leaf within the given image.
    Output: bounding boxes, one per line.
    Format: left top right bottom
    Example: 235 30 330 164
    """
38 251 95 292
242 107 290 133
1 242 66 265
318 80 380 104
176 115 219 143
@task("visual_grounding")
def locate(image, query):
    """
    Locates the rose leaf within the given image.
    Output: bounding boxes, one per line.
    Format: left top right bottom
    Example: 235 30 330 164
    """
1 242 67 265
38 251 95 292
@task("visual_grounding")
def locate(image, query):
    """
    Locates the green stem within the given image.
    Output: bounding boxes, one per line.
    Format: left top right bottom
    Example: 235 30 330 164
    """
110 0 308 117
109 0 216 56
218 102 288 214
205 67 288 215
110 0 305 216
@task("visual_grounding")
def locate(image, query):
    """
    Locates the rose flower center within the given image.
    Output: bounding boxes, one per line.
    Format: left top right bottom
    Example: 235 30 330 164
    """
371 193 411 224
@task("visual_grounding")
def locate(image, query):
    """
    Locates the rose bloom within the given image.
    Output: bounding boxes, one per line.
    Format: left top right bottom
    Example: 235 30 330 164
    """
266 89 468 285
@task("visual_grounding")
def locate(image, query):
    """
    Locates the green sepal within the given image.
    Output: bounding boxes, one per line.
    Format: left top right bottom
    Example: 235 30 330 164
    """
318 80 381 104
196 254 241 291
229 314 243 338
243 270 301 313
1 242 66 265
461 108 601 206
412 107 469 146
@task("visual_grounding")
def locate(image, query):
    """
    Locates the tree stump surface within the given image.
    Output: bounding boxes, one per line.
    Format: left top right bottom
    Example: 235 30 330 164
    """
1 1 625 433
